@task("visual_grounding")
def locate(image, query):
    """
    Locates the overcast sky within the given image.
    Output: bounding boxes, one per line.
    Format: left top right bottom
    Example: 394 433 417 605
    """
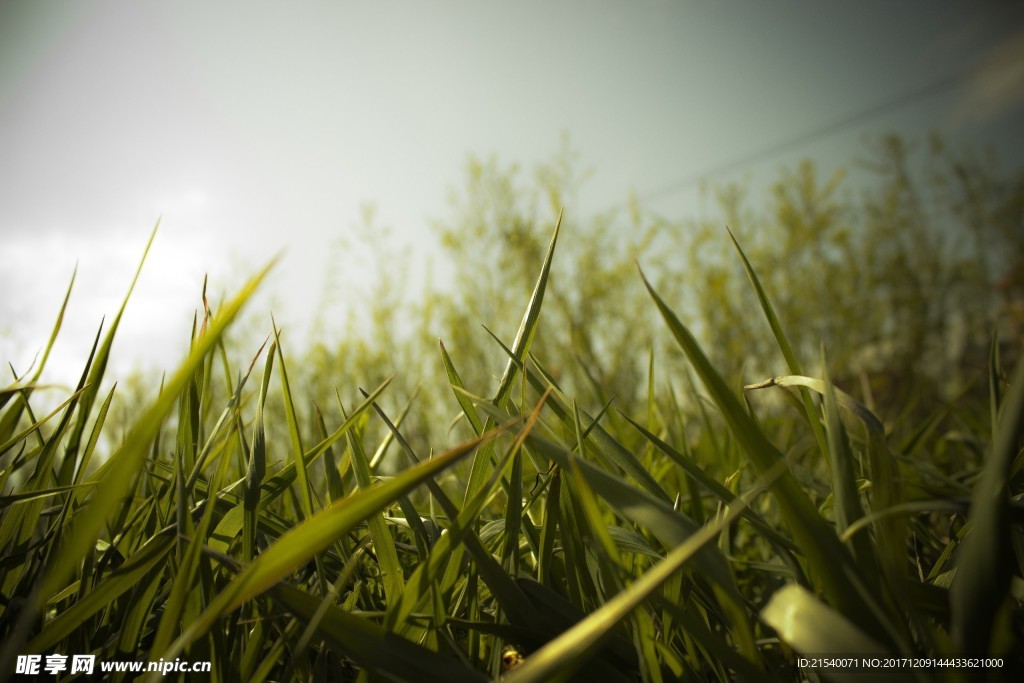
2 0 1023 386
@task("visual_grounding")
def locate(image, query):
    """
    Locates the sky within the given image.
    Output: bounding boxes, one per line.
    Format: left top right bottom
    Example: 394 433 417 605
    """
2 0 1023 388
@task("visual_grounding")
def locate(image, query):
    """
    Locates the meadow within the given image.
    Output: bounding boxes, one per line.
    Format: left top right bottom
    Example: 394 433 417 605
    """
1 140 1022 681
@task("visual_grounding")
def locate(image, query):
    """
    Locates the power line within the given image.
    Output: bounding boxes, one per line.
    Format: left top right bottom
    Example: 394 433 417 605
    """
635 54 1020 206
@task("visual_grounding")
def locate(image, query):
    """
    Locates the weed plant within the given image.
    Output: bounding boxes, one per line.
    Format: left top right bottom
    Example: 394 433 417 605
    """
1 217 1021 682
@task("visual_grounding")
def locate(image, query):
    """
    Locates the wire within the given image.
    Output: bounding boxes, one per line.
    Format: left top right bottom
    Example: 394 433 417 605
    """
634 53 1022 206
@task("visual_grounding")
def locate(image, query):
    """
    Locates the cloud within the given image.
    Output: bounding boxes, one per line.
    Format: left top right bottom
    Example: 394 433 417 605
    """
0 212 223 389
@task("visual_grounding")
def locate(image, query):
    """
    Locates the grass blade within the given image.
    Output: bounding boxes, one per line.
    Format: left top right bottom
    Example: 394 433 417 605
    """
0 259 275 674
269 583 488 683
158 422 516 660
950 355 1024 655
502 470 769 683
638 265 886 638
726 227 831 462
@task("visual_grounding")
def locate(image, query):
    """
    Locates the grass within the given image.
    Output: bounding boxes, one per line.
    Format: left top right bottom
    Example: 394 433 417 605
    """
1 218 1021 682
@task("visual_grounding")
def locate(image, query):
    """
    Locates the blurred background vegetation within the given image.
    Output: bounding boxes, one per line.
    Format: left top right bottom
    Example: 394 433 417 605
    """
228 132 1019 467
90 131 1023 488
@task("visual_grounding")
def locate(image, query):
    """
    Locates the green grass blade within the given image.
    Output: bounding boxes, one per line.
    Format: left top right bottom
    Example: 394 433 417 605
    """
745 373 906 580
762 584 890 681
638 265 885 637
271 320 314 520
520 429 756 644
30 265 77 385
820 348 875 570
494 209 561 408
0 268 77 444
458 212 561 508
619 411 798 553
315 405 346 502
385 395 548 634
268 583 489 683
0 482 95 506
502 473 764 683
744 375 885 438
30 262 273 605
24 529 177 653
439 340 485 434
186 338 266 491
150 435 236 663
72 384 116 486
158 423 515 660
385 425 520 631
208 378 392 554
59 225 158 487
0 387 88 457
359 391 434 559
522 370 670 502
342 401 405 611
989 332 1002 439
245 338 274 569
950 355 1024 655
726 227 831 461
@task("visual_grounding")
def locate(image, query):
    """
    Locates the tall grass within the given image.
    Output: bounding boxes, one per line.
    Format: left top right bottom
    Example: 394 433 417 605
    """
1 218 1020 682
